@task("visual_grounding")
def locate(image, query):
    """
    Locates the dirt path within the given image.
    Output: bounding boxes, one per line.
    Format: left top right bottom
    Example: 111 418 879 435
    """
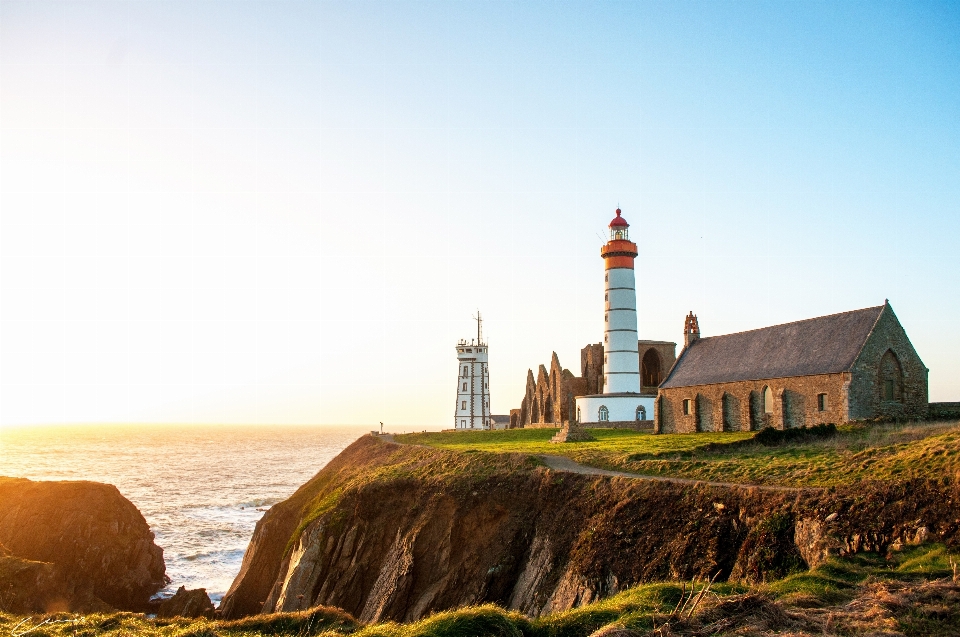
374 434 813 493
538 454 814 492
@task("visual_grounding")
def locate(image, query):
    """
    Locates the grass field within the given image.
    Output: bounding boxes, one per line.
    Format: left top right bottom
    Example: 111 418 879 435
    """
396 420 960 487
5 544 959 637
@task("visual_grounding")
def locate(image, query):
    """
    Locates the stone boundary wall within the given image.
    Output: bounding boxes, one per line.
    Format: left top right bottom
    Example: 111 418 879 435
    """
928 402 960 419
589 420 654 431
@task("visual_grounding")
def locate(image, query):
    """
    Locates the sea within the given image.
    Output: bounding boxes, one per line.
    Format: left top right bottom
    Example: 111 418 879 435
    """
0 424 370 605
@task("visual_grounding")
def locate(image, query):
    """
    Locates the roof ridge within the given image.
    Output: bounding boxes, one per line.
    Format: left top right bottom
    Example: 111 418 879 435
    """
694 305 884 342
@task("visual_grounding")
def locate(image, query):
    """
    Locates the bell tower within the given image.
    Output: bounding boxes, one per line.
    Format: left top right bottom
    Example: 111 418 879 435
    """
684 312 700 348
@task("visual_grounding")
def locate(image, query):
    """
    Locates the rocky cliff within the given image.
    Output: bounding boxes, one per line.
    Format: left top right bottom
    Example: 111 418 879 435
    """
219 435 960 623
0 477 166 613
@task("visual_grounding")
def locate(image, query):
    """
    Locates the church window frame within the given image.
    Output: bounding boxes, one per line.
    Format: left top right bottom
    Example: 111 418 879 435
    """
817 393 828 411
763 386 773 414
879 349 904 403
598 405 609 421
683 399 692 416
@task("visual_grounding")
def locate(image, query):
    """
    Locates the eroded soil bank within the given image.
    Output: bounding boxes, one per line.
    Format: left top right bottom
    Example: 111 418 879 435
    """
219 435 960 623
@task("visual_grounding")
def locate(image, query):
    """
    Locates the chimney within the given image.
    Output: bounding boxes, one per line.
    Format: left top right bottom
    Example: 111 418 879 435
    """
684 311 700 348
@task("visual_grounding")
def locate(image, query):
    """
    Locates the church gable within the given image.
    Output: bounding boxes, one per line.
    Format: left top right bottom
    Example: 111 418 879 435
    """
661 305 885 388
848 303 928 420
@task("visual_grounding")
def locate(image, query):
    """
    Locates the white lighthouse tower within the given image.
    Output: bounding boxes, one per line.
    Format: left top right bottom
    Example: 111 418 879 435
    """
454 313 492 430
575 209 654 425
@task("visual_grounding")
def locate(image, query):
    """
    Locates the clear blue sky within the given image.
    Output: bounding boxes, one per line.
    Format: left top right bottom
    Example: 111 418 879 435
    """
2 1 958 427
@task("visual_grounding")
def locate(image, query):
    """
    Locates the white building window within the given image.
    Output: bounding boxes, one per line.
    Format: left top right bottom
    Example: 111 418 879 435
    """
461 401 466 410
461 420 465 427
818 393 828 411
598 405 609 421
636 405 646 420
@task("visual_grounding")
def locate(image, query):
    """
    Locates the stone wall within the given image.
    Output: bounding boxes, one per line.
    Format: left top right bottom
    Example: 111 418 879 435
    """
597 420 655 431
656 373 851 434
581 343 604 395
518 353 579 427
847 303 928 420
639 341 677 393
928 403 960 420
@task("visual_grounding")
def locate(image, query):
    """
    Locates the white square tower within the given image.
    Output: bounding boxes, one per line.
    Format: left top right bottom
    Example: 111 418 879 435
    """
454 313 492 429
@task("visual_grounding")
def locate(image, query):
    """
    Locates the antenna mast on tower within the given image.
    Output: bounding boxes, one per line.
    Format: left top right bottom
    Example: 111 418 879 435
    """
473 310 483 345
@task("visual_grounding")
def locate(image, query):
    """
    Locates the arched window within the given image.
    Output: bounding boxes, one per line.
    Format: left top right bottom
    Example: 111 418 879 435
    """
636 405 646 421
763 386 773 414
879 350 904 402
641 349 662 387
598 405 609 421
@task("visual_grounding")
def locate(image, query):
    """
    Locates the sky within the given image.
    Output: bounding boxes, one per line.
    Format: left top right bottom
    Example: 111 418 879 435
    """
1 1 959 428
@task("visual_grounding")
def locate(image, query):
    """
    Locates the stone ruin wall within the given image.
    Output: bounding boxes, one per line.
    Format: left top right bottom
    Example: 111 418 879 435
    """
515 341 676 428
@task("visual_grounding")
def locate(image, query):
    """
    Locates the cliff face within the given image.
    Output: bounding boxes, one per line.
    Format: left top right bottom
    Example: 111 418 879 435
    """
0 477 166 613
220 436 960 623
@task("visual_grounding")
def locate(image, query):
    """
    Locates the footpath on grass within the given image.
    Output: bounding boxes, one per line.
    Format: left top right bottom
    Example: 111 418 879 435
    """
380 433 813 492
536 453 813 492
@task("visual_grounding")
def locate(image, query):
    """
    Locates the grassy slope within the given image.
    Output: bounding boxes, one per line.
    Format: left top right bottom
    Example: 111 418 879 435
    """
397 420 960 487
6 544 960 637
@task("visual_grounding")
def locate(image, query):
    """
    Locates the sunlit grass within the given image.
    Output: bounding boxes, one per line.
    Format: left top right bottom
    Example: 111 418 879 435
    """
396 420 960 487
6 544 959 637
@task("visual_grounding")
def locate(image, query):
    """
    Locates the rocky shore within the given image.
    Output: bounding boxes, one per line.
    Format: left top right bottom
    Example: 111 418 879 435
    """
0 477 167 613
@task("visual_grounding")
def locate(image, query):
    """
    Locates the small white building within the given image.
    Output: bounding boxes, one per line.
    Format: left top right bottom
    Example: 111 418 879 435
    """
576 209 655 426
454 314 492 430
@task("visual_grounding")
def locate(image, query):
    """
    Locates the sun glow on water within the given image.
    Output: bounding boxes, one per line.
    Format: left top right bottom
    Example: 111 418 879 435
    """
0 424 368 603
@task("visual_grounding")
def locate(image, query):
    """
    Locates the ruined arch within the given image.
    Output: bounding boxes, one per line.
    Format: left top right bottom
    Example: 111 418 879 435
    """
641 349 663 388
879 349 904 402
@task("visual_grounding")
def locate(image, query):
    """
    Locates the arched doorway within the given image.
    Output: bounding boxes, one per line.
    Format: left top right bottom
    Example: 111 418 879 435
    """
641 349 662 388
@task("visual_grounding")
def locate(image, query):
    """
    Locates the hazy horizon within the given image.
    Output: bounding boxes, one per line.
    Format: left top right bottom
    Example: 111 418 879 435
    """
2 1 959 428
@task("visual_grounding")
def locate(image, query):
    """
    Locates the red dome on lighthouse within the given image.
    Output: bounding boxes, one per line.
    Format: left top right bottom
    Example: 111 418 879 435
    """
609 208 629 227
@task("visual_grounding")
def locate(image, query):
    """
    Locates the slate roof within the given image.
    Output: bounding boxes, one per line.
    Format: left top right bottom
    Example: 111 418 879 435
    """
660 305 884 389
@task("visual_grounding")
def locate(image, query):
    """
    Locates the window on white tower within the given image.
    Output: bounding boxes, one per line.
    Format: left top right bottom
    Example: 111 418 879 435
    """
462 382 467 391
461 401 466 410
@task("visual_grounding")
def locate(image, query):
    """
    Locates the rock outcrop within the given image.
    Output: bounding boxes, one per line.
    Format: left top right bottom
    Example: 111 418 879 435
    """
220 436 960 624
156 586 215 618
0 477 166 613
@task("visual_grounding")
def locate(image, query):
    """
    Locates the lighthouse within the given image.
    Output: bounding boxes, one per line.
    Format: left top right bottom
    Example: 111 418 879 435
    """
575 209 654 425
454 313 491 430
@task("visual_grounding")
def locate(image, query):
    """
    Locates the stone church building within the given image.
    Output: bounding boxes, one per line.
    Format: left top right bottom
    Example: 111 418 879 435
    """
656 302 928 433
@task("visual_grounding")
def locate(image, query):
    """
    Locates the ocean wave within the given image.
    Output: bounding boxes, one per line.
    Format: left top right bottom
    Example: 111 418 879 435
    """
179 548 246 563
